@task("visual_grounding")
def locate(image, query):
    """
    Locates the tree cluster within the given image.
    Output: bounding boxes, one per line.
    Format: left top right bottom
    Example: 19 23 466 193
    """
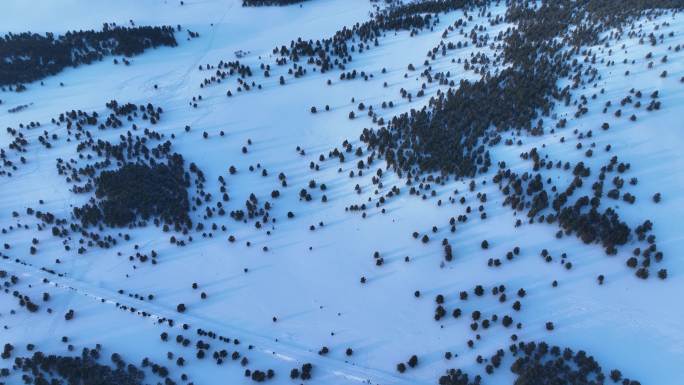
440 340 641 385
7 346 145 385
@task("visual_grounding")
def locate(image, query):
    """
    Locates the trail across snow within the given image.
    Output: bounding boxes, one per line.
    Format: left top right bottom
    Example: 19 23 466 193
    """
0 1 683 384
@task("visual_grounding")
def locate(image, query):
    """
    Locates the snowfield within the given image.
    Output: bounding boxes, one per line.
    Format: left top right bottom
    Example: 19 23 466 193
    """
0 0 683 384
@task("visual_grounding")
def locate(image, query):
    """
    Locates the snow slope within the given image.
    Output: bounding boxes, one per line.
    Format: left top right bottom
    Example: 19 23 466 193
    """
0 1 683 384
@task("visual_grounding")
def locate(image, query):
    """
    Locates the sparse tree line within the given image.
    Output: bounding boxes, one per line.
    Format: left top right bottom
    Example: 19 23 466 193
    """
242 0 309 6
268 0 479 76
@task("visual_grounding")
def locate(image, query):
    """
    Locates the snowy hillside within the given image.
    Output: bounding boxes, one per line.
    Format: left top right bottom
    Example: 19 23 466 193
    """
0 0 683 384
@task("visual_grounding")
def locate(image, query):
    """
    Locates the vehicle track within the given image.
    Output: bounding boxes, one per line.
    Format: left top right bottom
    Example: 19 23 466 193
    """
1 256 430 385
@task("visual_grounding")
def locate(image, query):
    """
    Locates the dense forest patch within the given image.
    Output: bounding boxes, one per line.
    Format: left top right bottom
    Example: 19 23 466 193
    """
362 0 683 178
75 158 192 229
355 0 679 271
0 23 177 87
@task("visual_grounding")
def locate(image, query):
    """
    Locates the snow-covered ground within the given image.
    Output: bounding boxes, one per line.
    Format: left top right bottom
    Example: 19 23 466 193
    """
0 1 683 384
